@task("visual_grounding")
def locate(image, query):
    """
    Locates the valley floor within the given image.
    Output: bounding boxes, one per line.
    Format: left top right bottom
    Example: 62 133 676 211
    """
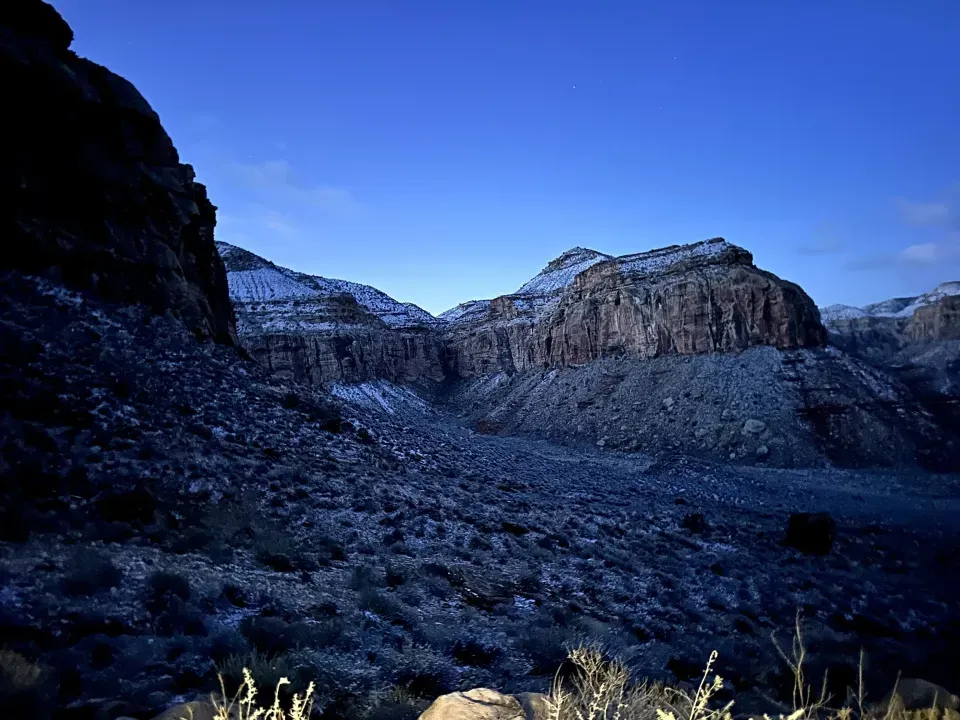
2 274 959 719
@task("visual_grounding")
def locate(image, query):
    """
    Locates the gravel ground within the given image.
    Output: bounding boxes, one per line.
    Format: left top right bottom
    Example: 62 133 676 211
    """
2 272 959 719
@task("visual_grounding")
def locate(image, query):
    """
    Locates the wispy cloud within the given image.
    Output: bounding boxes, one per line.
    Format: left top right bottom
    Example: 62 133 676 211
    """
796 239 843 256
231 159 359 214
893 198 953 228
846 237 960 271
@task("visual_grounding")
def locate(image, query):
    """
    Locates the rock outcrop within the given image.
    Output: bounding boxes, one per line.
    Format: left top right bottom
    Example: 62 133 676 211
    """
1 0 237 344
219 242 445 385
822 283 960 441
444 238 826 377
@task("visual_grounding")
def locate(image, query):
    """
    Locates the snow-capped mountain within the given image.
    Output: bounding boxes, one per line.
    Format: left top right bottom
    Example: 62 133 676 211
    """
440 238 739 324
820 281 960 324
217 242 440 331
515 247 613 295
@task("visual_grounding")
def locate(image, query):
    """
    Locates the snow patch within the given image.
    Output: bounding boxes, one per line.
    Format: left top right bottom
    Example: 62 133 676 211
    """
820 304 868 322
516 247 613 295
820 280 960 323
330 381 428 415
617 238 731 275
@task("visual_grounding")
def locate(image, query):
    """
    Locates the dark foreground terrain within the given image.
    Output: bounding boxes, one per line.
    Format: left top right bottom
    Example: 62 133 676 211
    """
2 273 959 719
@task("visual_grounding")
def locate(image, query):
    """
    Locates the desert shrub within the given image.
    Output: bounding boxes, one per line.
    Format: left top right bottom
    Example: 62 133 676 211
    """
0 650 54 720
208 627 250 664
61 549 122 595
452 637 503 668
518 625 577 676
350 565 382 591
238 615 340 656
385 564 406 587
392 648 458 699
253 528 303 572
359 589 408 625
363 685 428 720
214 661 315 719
145 570 191 613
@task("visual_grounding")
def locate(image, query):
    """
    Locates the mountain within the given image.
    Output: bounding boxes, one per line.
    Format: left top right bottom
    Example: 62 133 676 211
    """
225 237 959 469
218 242 439 331
444 237 825 376
218 242 446 385
820 282 960 438
821 281 960 323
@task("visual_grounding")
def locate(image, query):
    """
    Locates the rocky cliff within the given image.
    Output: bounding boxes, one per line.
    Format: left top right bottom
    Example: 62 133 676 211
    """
219 242 446 385
1 0 236 344
444 238 826 377
820 283 960 448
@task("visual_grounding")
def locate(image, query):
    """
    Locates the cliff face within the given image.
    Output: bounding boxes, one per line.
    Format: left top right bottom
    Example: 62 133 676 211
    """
908 295 960 342
445 239 826 378
1 1 237 344
219 243 445 385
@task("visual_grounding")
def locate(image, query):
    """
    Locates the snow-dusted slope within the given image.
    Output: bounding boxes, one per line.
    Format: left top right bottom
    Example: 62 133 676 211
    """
819 304 868 323
617 237 732 275
820 281 960 323
516 247 613 295
217 242 440 329
441 239 737 325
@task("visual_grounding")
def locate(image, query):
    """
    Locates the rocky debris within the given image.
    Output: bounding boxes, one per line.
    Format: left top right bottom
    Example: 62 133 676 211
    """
1 0 237 345
2 272 960 718
444 346 956 469
419 688 544 720
784 512 837 555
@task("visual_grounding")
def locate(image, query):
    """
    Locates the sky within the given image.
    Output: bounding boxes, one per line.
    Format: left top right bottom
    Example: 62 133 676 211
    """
55 0 960 314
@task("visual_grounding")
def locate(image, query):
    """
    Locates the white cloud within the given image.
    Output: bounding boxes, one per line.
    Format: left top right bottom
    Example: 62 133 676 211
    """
900 242 938 264
231 159 358 214
894 198 952 227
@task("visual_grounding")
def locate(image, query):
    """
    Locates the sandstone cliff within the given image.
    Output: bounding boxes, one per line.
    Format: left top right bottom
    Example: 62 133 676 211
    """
1 0 237 344
444 238 826 377
219 242 445 385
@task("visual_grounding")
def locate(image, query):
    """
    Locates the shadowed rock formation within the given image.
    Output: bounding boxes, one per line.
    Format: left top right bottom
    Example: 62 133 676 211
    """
1 0 237 344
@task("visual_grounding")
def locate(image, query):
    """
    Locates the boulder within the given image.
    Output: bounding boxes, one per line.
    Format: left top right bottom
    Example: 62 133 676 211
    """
151 700 218 720
783 512 836 555
878 678 959 712
419 688 549 720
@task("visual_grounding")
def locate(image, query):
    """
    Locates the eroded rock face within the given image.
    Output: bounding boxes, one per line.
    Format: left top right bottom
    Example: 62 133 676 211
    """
1 1 237 344
219 242 445 385
908 295 960 342
445 239 826 377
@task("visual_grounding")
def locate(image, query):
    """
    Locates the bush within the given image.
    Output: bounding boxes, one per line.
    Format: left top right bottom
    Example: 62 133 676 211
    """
62 549 122 595
145 570 191 613
452 637 503 668
0 650 54 720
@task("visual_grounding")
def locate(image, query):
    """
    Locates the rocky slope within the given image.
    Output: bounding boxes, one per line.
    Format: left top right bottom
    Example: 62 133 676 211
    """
1 0 237 345
821 283 960 442
443 238 826 377
219 242 446 385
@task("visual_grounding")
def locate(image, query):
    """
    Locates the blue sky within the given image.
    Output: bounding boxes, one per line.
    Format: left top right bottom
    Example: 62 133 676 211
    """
56 0 959 314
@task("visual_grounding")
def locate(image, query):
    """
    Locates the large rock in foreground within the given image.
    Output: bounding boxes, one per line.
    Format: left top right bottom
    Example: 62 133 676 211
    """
419 688 548 720
444 238 826 377
1 1 237 344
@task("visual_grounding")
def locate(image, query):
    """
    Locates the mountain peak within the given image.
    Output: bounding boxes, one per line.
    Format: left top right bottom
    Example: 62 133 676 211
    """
517 247 613 295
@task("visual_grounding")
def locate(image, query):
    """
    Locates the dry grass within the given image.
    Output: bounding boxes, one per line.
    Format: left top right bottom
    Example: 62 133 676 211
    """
210 667 314 720
543 616 959 720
